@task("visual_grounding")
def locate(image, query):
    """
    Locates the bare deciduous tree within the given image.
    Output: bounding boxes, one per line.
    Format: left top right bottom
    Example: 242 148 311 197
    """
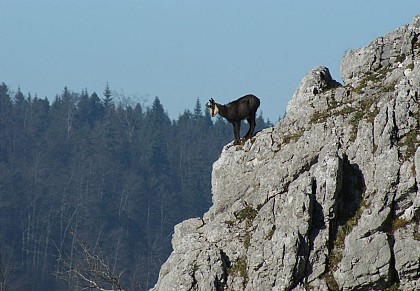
55 231 124 291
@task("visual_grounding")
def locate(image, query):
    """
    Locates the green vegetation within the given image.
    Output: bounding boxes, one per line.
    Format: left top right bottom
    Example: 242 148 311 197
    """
309 95 379 142
347 97 379 141
360 97 380 123
243 232 252 249
396 78 420 160
309 107 335 124
396 53 407 63
388 215 420 239
323 200 367 291
228 257 249 287
327 200 367 276
389 217 411 233
224 220 236 227
264 225 276 240
399 129 419 160
354 64 393 94
236 205 259 249
385 282 400 291
282 131 304 144
310 63 391 139
237 205 258 223
323 272 340 291
414 221 420 241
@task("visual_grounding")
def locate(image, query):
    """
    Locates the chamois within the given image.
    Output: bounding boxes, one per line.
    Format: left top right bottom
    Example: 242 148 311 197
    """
207 94 260 145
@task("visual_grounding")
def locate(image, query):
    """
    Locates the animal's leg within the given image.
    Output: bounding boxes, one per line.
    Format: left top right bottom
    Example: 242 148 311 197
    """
245 116 256 139
233 122 241 145
245 118 252 138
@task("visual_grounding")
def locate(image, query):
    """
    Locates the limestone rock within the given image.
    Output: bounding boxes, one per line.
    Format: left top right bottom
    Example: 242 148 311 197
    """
285 66 341 126
335 232 393 290
394 224 420 289
151 15 420 291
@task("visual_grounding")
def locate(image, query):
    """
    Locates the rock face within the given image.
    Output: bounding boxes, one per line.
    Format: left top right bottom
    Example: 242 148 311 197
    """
152 15 420 291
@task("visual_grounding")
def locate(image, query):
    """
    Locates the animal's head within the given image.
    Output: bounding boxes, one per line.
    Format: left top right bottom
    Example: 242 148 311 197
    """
206 98 219 117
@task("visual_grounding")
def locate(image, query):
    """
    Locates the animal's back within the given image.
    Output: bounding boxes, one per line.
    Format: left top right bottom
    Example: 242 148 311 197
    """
235 94 260 112
227 94 260 120
237 94 260 114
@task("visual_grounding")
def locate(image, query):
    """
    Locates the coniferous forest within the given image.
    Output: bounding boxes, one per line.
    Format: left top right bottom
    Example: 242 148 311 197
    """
0 83 273 290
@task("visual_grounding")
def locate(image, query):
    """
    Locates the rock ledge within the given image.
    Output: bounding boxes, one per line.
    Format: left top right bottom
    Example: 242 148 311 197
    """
151 15 420 291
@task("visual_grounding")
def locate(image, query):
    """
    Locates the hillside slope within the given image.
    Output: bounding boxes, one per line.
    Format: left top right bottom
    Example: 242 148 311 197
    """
151 15 420 290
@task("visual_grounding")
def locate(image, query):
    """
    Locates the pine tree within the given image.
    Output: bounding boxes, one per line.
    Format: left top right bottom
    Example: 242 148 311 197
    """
103 82 114 111
88 92 105 126
193 98 202 118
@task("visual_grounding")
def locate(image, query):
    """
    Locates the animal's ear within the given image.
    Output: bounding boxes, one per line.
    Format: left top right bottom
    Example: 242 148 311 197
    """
210 98 215 103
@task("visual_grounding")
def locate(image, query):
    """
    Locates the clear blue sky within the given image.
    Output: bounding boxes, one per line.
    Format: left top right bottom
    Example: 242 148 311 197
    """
1 1 418 122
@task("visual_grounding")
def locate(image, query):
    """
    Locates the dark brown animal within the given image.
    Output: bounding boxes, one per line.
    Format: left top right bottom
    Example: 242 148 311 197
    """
207 94 260 145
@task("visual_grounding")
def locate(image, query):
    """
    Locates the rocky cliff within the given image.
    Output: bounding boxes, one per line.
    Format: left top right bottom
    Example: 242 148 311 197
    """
151 15 420 291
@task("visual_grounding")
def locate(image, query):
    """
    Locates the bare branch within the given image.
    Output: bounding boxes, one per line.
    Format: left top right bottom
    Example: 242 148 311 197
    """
55 231 124 291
